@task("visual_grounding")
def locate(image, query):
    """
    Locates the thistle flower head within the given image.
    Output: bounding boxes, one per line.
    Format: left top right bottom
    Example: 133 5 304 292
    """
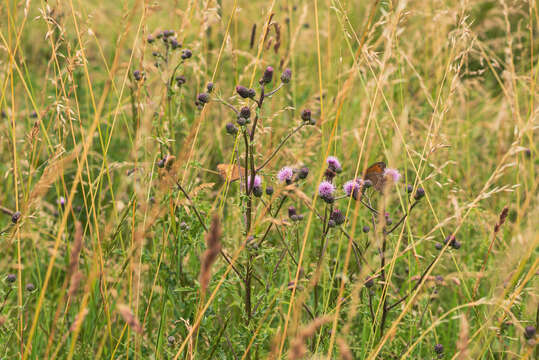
277 167 294 183
383 168 401 183
247 175 262 189
343 179 363 197
318 181 335 203
326 156 342 172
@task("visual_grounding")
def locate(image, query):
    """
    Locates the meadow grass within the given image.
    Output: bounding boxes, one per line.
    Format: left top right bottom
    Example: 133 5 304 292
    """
0 0 537 359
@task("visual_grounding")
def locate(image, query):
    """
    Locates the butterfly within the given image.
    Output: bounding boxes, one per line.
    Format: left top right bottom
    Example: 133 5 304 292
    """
217 164 245 182
363 161 386 192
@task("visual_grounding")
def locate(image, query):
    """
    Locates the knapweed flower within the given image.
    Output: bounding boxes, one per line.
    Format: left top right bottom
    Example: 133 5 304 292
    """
383 168 401 183
6 274 16 283
326 156 342 173
318 181 335 203
26 283 35 292
434 344 443 355
277 167 294 184
147 34 155 43
58 196 66 208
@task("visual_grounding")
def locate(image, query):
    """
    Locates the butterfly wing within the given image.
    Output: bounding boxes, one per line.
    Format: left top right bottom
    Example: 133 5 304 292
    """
364 161 386 191
217 164 245 182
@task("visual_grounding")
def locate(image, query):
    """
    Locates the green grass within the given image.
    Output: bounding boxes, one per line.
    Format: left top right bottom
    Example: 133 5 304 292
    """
0 0 537 359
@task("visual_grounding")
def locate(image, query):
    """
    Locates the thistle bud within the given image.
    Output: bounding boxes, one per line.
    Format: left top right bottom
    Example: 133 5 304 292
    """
261 66 274 84
280 68 292 83
197 92 210 105
236 116 247 126
6 274 16 283
414 187 425 200
434 344 443 354
253 186 263 198
225 122 238 135
236 85 251 98
362 225 370 233
147 34 155 43
26 283 36 292
181 49 192 59
524 325 536 339
12 211 21 224
133 70 143 81
240 106 251 119
170 37 180 49
298 167 309 179
301 109 311 122
365 276 374 288
206 82 214 93
330 208 345 225
265 186 274 196
176 75 186 86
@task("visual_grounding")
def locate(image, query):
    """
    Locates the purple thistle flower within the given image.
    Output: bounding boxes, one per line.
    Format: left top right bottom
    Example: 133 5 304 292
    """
247 175 262 189
383 168 401 183
326 156 342 172
277 167 294 184
343 179 363 197
319 181 335 203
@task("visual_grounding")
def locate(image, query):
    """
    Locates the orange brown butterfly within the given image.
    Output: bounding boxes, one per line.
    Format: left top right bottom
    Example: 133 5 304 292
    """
217 164 245 182
363 161 386 192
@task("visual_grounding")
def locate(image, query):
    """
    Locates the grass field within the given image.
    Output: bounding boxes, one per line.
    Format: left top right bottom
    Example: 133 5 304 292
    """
0 0 538 358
